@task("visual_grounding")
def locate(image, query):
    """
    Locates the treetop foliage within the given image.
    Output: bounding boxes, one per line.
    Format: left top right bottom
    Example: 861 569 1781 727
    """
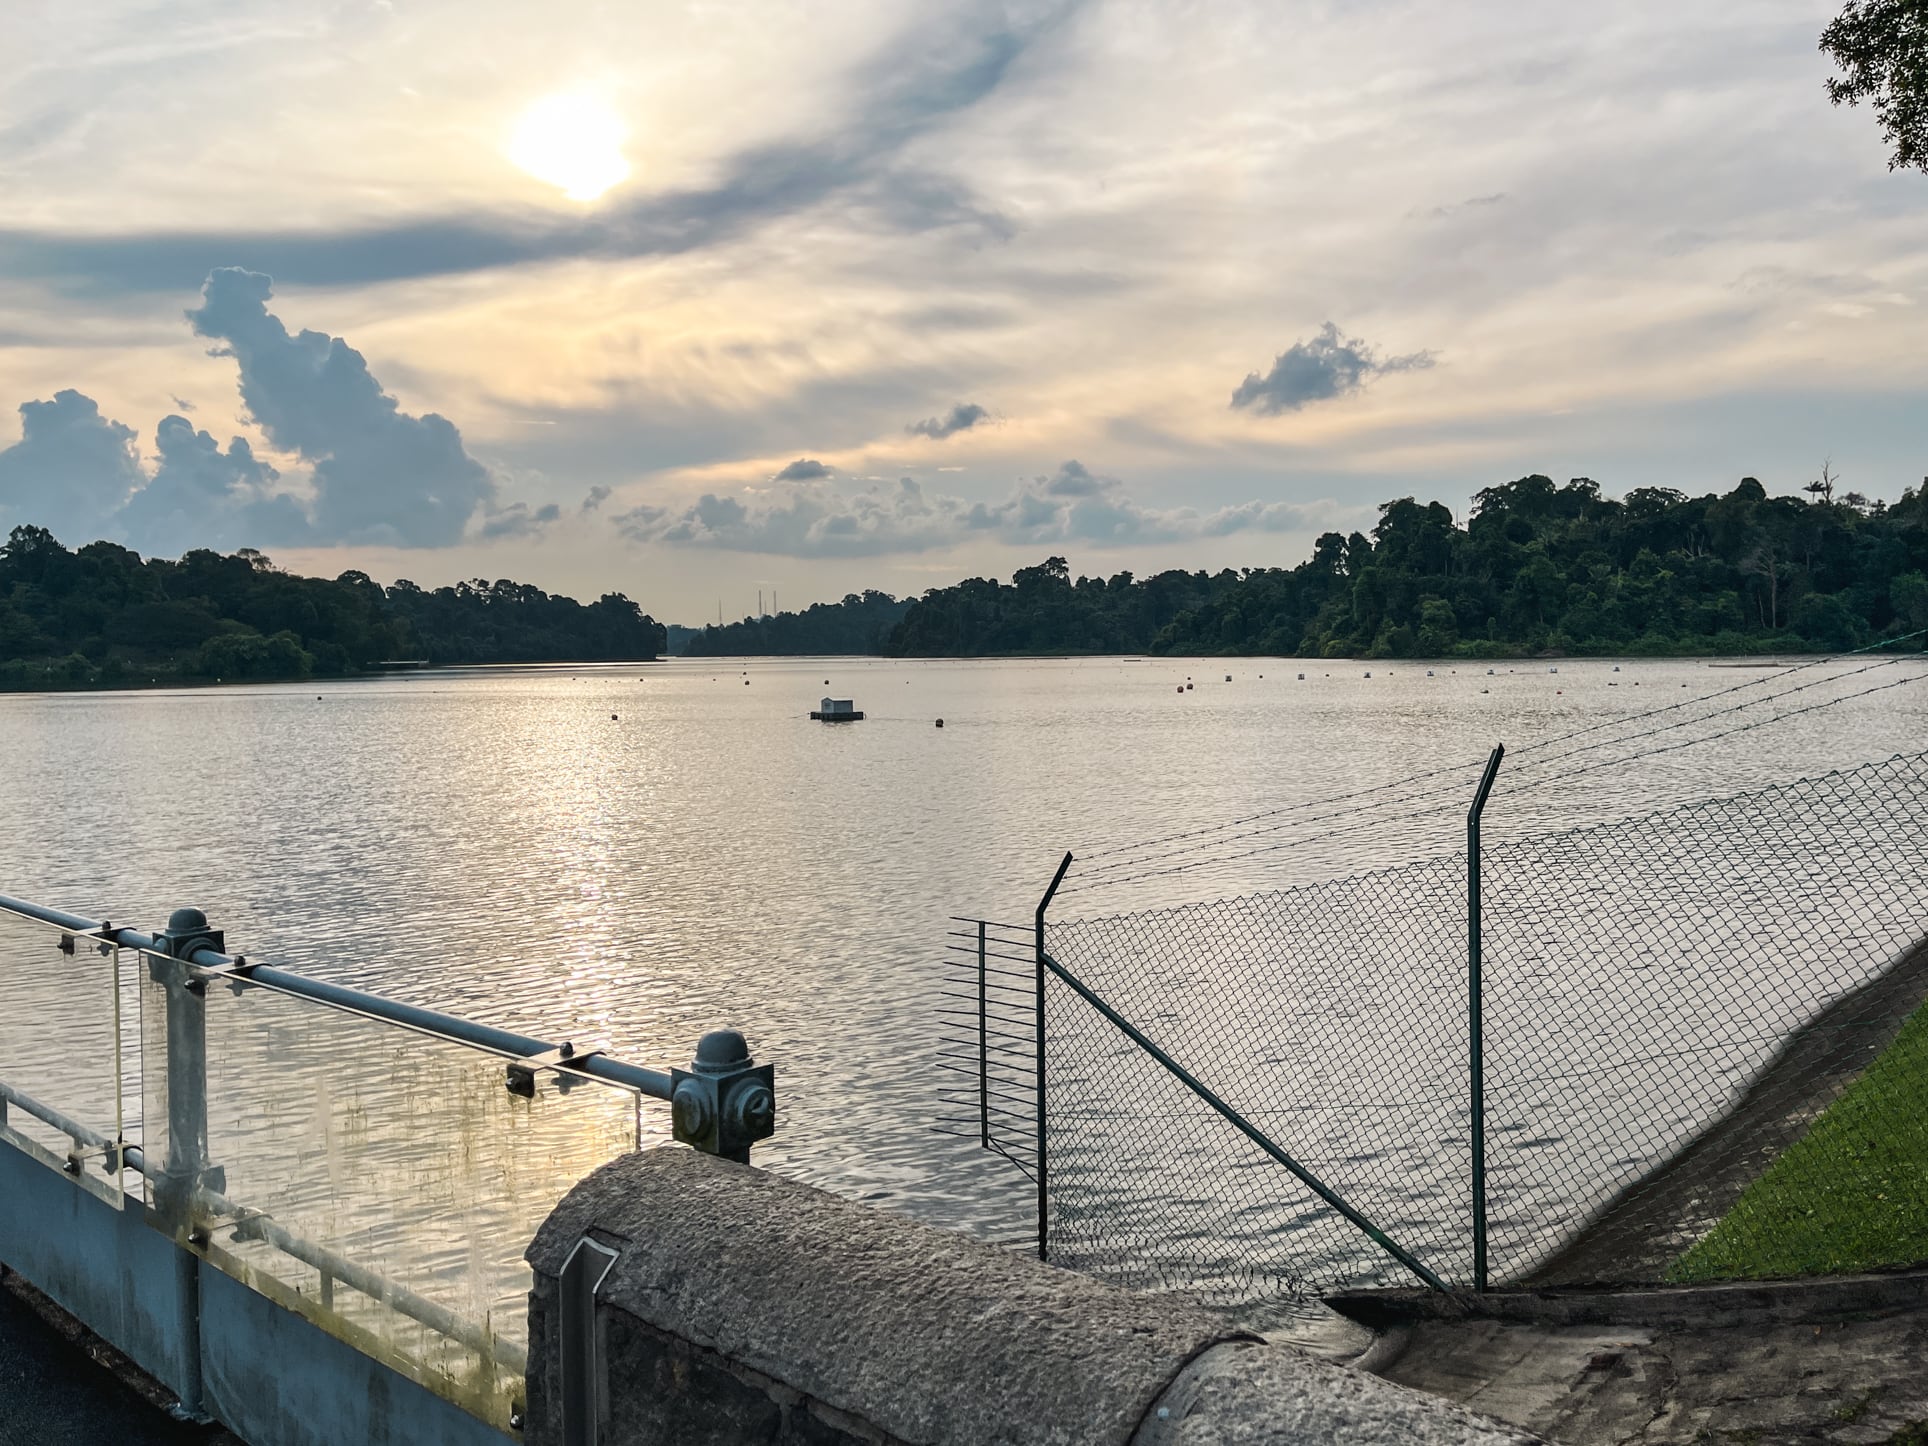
0 525 665 689
880 476 1928 659
681 590 910 656
1822 0 1928 173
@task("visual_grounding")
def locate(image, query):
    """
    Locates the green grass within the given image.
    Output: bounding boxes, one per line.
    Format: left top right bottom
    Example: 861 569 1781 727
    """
1670 1003 1928 1282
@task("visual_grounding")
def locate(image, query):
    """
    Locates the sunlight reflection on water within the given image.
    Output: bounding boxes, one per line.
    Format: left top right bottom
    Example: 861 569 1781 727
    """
2 654 1924 1349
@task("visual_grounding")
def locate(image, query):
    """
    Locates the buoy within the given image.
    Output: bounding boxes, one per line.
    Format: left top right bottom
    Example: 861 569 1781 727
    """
824 679 830 685
745 680 750 685
1557 689 1562 694
1176 686 1184 693
935 718 944 728
612 713 619 720
1187 683 1194 690
1225 674 1232 682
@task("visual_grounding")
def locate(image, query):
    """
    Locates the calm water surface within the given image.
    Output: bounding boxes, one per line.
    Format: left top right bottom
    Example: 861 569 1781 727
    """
3 654 1925 1349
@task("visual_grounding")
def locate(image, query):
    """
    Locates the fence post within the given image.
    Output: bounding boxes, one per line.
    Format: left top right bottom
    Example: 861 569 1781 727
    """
978 922 989 1149
1467 745 1504 1293
1035 852 1073 1262
148 906 226 1423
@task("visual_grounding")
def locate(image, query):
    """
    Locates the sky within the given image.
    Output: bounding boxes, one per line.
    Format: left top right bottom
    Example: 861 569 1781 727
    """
0 0 1923 623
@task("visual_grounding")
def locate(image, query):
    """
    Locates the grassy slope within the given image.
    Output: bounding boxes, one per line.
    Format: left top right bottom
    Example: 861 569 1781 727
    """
1671 1004 1928 1281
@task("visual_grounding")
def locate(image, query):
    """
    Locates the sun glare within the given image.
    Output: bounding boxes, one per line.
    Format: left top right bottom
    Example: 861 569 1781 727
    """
507 93 629 202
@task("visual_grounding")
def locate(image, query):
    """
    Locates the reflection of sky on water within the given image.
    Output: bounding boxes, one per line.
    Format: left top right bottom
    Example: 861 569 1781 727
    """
0 654 1923 1340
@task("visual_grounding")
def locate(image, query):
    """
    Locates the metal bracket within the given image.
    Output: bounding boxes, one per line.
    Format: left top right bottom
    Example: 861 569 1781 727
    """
505 1042 605 1098
188 953 254 987
57 925 116 958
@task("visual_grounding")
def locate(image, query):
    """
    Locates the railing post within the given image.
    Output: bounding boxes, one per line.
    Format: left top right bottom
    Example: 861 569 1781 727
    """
148 905 225 1423
1467 745 1504 1293
670 1031 775 1165
1035 852 1073 1263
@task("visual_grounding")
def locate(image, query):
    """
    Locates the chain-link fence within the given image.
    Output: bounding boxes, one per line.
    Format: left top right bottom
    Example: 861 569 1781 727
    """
941 750 1928 1307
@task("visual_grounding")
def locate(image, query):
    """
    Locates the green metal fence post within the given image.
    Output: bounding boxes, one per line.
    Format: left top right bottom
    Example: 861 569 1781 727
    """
1468 744 1504 1292
1035 852 1073 1262
978 921 990 1150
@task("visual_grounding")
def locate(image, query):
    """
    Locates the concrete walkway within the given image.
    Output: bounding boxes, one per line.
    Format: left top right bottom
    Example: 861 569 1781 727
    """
0 1271 227 1446
1332 1273 1928 1445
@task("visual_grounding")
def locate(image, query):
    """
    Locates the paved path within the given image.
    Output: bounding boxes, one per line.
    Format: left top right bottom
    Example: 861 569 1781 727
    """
0 1278 218 1446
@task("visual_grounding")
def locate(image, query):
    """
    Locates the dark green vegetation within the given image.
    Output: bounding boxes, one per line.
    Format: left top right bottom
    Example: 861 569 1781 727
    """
1671 1002 1928 1281
0 524 665 689
887 476 1928 658
1822 0 1928 173
681 590 910 656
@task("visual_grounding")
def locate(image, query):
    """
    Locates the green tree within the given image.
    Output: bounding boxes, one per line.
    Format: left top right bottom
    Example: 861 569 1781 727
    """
1822 0 1928 173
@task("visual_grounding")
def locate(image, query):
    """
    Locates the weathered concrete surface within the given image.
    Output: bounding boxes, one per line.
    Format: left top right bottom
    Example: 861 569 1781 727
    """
1334 1273 1928 1443
1138 1341 1541 1446
526 1147 1540 1446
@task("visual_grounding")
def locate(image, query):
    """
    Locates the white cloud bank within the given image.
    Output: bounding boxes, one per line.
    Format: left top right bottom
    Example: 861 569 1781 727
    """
616 460 1347 558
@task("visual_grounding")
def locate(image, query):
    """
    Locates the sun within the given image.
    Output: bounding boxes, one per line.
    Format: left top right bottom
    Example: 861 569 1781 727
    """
507 93 630 202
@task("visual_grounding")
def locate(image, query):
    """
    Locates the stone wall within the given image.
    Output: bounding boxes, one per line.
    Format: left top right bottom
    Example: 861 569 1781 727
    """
525 1147 1540 1445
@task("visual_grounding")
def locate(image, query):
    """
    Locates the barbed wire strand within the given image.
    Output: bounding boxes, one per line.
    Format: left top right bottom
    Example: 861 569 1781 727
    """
1065 645 1927 890
1070 631 1925 872
1061 666 1928 901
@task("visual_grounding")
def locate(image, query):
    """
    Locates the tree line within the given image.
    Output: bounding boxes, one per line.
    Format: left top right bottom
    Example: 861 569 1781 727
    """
870 476 1928 659
680 590 911 657
0 525 665 689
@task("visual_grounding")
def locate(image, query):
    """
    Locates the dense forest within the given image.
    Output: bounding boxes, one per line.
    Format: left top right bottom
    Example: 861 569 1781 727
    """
880 476 1928 658
0 525 665 688
680 591 911 656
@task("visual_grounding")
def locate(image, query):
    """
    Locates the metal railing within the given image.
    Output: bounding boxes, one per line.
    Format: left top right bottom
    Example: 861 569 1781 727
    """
0 891 778 1428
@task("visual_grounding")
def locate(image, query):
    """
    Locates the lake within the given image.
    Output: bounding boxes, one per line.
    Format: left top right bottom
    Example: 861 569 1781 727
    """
2 653 1925 1364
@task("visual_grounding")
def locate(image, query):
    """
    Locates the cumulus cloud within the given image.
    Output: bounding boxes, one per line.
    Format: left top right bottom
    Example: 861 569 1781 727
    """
187 267 494 546
117 414 307 554
478 501 562 540
0 389 144 542
1230 323 1436 416
772 458 832 482
0 270 536 554
907 402 990 439
616 461 1342 558
580 484 612 513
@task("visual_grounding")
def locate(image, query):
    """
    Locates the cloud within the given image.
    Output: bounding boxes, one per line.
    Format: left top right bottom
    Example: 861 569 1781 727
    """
1230 322 1437 416
580 484 612 513
187 267 494 545
907 402 990 439
616 460 1344 558
478 501 562 540
0 5 1069 293
0 389 144 542
116 414 307 554
773 458 832 482
1427 192 1507 218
